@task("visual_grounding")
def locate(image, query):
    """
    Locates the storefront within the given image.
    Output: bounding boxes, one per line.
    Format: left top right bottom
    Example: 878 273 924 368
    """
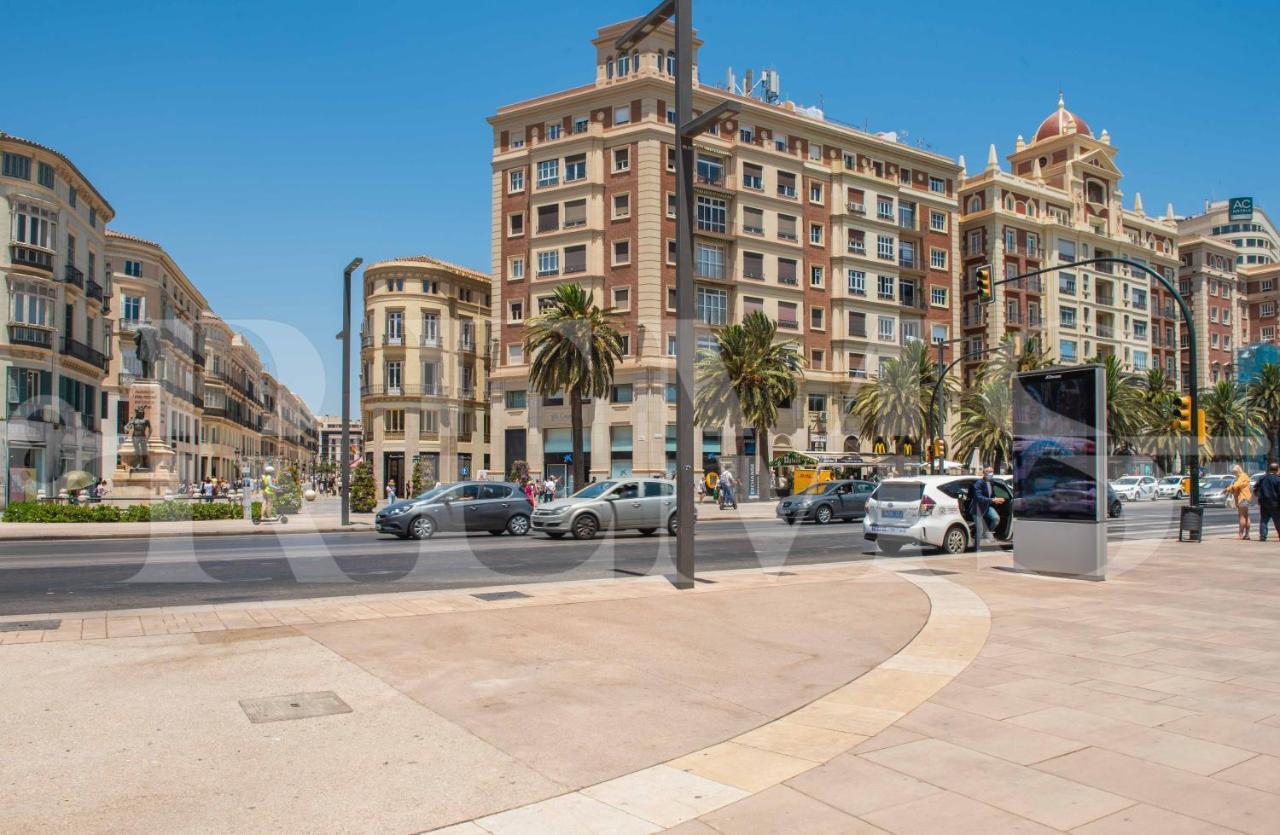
543 428 591 495
609 426 632 477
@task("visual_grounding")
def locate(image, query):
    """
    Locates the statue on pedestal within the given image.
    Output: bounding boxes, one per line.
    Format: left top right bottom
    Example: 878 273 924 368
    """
123 406 153 471
133 322 161 379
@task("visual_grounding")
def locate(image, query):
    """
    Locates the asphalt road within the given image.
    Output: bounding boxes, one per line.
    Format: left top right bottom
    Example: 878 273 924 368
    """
0 500 1243 616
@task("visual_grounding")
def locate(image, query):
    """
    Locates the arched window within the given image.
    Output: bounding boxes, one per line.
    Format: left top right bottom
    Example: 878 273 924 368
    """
1086 181 1105 204
618 54 628 76
606 55 614 79
967 195 983 213
1005 195 1015 210
667 50 675 75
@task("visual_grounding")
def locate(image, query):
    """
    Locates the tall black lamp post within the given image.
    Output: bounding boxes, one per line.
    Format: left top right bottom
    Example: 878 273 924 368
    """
340 257 362 526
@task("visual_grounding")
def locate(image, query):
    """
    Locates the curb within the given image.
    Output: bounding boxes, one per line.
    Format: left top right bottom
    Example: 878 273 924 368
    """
0 522 374 542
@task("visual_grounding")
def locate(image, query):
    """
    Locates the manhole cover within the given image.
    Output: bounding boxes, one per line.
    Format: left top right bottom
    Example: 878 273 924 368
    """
898 569 958 576
0 619 61 633
239 691 352 724
472 590 530 601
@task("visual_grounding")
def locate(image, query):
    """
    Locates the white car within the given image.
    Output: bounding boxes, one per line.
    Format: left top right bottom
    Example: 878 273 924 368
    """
1155 475 1185 499
862 475 1013 555
1110 475 1157 502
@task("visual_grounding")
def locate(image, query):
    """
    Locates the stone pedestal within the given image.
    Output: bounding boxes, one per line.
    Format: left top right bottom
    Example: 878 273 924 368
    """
112 381 179 500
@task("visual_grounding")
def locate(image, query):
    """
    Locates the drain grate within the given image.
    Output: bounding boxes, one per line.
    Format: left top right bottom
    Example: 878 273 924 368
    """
472 590 530 602
766 571 797 577
0 619 61 633
239 691 352 724
898 569 958 576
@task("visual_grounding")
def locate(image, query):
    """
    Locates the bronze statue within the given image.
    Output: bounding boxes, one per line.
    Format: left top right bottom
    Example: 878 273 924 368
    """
123 406 152 471
132 323 161 379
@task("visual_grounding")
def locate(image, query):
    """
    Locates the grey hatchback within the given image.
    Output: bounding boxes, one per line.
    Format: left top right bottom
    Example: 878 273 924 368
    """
375 481 534 539
776 479 876 524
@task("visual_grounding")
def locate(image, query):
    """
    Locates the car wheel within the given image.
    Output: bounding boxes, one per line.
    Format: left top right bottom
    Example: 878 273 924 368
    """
878 540 903 555
1176 490 1184 499
667 515 680 536
942 524 969 555
637 527 657 536
573 514 598 540
814 504 833 525
409 515 435 540
507 514 530 536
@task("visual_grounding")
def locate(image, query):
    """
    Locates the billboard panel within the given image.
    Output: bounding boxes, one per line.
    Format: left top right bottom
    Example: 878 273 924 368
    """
1012 366 1106 523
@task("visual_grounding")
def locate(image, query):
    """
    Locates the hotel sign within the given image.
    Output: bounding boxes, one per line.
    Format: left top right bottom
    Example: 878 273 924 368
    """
1229 197 1253 221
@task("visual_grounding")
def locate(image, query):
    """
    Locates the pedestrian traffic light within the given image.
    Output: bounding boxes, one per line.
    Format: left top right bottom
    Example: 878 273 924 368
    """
1177 394 1193 433
975 264 995 305
1195 408 1207 446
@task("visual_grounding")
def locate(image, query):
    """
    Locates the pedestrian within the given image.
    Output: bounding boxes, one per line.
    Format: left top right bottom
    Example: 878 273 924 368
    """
969 467 1006 551
718 466 738 510
1256 463 1280 542
778 472 789 498
386 481 397 505
696 478 706 504
544 475 556 503
262 465 277 519
1226 464 1253 540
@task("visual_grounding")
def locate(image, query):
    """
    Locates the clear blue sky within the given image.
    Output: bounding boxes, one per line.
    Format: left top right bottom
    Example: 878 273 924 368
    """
13 0 1278 414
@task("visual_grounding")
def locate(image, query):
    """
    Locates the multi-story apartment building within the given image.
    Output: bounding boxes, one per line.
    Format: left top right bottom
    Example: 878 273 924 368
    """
959 97 1180 385
199 312 265 480
1175 235 1247 385
317 415 362 465
486 19 961 488
1241 263 1280 346
360 256 490 493
273 381 318 472
2 132 114 503
104 230 208 482
1179 200 1278 269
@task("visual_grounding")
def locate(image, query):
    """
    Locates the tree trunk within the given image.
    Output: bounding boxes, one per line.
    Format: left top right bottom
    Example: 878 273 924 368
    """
756 423 770 502
570 389 585 493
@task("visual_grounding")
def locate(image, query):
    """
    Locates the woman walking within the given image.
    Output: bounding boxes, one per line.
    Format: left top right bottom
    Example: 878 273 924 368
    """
1226 465 1253 540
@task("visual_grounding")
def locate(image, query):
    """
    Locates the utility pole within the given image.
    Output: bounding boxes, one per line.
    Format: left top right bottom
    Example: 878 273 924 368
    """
340 257 362 526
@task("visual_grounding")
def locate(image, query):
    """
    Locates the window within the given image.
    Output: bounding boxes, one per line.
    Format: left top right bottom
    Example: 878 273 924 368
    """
68 186 77 208
930 248 946 270
696 287 727 325
37 162 54 188
696 333 719 353
742 206 764 235
742 296 764 317
613 147 630 172
564 245 586 274
743 251 764 279
696 154 724 185
847 270 865 295
898 201 916 230
506 343 524 366
931 286 947 307
619 333 631 355
564 198 586 228
560 154 585 183
900 320 920 344
848 311 867 338
742 163 763 190
740 126 755 143
930 210 947 232
877 196 894 220
878 315 895 341
614 104 631 124
505 390 527 409
809 222 824 245
509 257 525 280
899 240 916 268
931 323 948 344
536 204 558 233
508 169 525 192
14 202 54 249
612 239 630 265
508 300 524 322
810 265 824 288
777 302 799 329
809 182 823 203
1134 320 1148 338
777 258 798 286
777 172 797 198
807 393 826 414
11 280 55 328
574 116 589 134
811 349 825 369
1060 306 1077 327
696 196 727 232
847 230 866 255
1134 350 1149 371
120 294 143 323
2 152 31 180
877 235 894 260
1060 340 1078 361
536 250 560 277
696 243 726 279
1059 272 1076 295
123 260 143 278
777 214 797 241
546 122 562 140
929 176 946 194
536 159 560 188
666 239 676 265
810 306 825 330
610 384 634 403
877 274 894 299
666 192 677 219
900 167 913 184
384 360 403 392
612 192 630 219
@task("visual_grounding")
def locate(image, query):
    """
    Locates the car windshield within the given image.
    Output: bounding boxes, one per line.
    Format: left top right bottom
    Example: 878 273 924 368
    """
413 484 451 502
874 482 924 502
797 482 839 496
1160 477 1181 484
1115 477 1141 485
572 481 617 500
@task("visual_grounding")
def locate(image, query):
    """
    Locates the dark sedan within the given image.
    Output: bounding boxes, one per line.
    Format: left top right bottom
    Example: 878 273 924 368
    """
375 481 534 540
776 479 876 525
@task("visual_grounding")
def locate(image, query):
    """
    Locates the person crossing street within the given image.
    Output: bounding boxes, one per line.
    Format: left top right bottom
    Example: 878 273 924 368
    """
1256 463 1280 542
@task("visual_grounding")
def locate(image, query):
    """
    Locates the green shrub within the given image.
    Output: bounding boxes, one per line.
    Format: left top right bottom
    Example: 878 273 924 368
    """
350 460 376 513
272 469 303 515
3 500 250 523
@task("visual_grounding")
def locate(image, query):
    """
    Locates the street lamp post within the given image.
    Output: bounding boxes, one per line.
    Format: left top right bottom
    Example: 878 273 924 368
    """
617 0 737 590
340 257 362 526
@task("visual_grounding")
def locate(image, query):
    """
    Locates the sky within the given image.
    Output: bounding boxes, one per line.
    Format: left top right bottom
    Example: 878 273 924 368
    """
13 0 1279 415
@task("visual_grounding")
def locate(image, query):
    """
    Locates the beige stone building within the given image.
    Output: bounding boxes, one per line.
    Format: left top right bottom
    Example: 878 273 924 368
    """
317 414 362 465
486 19 961 490
1179 200 1278 269
360 256 490 493
959 96 1181 386
104 230 208 482
2 131 114 504
1175 235 1247 386
1241 263 1280 346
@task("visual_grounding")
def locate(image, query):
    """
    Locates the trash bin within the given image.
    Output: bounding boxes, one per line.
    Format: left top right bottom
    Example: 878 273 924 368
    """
1179 505 1203 542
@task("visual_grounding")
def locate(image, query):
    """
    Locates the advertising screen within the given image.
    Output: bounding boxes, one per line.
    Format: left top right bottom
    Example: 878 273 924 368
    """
1012 366 1104 522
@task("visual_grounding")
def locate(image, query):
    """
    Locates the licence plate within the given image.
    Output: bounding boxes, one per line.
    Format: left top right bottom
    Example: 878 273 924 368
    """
883 510 904 519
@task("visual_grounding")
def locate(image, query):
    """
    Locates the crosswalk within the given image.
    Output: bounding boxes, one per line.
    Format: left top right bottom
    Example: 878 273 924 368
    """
1106 510 1238 541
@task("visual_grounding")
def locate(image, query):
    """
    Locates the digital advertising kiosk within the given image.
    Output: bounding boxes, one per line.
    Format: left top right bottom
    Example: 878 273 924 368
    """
1011 365 1108 580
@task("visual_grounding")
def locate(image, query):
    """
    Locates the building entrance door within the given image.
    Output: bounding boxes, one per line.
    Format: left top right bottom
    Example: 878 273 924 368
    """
384 453 404 496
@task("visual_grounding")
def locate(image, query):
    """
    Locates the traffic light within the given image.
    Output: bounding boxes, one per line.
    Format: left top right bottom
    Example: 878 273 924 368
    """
975 264 995 305
1177 394 1193 433
1196 408 1207 446
933 439 946 460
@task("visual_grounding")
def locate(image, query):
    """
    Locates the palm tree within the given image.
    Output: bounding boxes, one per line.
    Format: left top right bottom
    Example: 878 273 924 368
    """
984 334 1054 381
1246 362 1280 463
1139 368 1181 474
695 311 802 486
525 284 624 491
848 339 950 449
1201 378 1262 464
953 376 1013 470
1091 355 1151 455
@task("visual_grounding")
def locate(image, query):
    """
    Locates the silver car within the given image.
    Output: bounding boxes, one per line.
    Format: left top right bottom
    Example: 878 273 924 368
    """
1200 475 1235 507
531 478 681 540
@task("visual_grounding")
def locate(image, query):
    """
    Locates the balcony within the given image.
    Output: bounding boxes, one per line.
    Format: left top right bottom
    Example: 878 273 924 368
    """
848 368 868 379
741 175 763 191
777 229 798 242
420 334 441 348
1096 325 1116 339
459 337 477 353
898 255 917 269
847 202 866 215
382 333 405 347
86 278 104 303
777 185 798 200
10 243 53 272
777 319 799 330
741 222 764 236
7 322 53 349
459 386 477 401
360 333 373 348
63 263 85 289
694 263 727 281
847 242 866 256
1096 294 1115 307
695 172 726 188
60 336 109 371
419 429 440 441
193 349 206 367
